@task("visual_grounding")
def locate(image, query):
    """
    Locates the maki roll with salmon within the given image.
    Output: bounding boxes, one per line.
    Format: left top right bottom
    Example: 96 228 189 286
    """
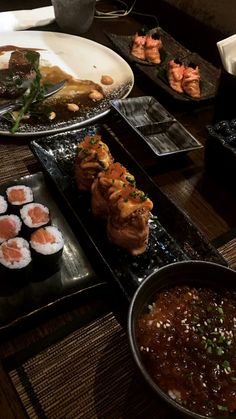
30 226 64 275
6 185 34 213
0 214 22 243
20 202 50 237
0 195 8 215
0 237 32 281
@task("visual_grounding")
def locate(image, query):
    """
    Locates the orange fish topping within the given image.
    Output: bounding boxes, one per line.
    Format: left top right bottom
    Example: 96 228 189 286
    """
2 240 22 262
31 228 55 245
28 206 49 225
8 188 26 204
0 218 17 239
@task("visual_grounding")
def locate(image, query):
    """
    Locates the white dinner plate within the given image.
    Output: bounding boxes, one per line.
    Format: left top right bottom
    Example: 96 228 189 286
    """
0 31 134 136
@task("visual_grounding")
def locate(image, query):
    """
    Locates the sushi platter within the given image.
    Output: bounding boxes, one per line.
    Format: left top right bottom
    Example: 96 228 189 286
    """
31 124 226 299
0 172 104 331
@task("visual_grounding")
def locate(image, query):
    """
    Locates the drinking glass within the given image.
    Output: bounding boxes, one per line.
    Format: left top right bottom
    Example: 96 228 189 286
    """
52 0 96 35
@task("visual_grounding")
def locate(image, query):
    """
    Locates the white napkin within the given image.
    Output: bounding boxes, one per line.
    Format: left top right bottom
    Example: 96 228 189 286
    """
0 6 55 32
217 34 236 75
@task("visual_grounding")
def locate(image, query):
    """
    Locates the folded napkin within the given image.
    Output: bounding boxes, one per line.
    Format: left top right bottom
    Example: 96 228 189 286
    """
217 34 236 75
0 6 55 32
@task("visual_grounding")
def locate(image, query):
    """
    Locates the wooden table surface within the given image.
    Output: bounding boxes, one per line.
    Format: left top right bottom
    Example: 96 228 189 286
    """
1 1 236 418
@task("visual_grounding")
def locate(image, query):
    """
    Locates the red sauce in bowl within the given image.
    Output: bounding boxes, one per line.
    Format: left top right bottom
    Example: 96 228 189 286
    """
137 285 236 417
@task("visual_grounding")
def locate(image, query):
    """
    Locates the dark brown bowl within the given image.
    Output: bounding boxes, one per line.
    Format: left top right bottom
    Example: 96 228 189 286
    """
128 260 236 419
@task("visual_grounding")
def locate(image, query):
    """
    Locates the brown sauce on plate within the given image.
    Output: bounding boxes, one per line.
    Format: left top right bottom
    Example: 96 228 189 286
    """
137 285 236 416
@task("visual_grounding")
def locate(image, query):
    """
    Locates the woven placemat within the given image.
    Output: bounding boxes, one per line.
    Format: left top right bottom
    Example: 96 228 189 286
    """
5 310 175 419
0 141 37 183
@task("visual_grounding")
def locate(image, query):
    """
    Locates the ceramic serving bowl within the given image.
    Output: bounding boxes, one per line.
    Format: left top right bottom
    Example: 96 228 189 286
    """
128 260 236 419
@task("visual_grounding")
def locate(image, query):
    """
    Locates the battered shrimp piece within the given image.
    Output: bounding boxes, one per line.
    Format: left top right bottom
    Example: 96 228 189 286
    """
145 32 162 64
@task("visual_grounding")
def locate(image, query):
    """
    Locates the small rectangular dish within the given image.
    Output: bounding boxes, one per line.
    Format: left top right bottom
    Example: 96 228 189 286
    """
111 96 202 156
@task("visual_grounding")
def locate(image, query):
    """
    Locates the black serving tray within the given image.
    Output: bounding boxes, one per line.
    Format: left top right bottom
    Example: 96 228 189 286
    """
31 124 226 299
0 172 105 331
106 28 220 102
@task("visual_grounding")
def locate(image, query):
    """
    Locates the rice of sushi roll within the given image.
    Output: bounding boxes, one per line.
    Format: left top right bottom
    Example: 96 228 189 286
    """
20 202 50 236
6 185 33 213
0 195 8 215
30 225 64 274
0 237 32 280
0 214 22 243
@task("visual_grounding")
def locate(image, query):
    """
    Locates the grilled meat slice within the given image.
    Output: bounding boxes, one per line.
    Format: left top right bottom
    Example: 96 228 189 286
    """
0 50 39 99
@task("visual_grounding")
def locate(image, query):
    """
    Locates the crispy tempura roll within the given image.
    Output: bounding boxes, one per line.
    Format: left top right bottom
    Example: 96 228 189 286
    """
145 32 162 64
75 135 114 191
167 59 185 93
107 185 153 256
131 30 147 61
182 62 201 98
91 162 136 218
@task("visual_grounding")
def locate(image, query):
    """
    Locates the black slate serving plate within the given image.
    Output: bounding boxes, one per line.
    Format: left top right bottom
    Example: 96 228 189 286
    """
111 96 202 156
30 124 226 299
0 172 104 331
106 28 220 102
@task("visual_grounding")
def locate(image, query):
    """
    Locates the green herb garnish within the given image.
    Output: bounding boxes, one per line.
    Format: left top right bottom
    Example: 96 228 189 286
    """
11 52 45 134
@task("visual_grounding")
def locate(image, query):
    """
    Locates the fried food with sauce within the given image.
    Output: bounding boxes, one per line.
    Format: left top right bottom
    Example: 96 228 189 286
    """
91 162 135 218
75 135 114 191
107 185 153 255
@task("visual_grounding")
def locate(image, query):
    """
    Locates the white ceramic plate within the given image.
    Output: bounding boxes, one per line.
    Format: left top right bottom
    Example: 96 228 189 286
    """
0 31 134 136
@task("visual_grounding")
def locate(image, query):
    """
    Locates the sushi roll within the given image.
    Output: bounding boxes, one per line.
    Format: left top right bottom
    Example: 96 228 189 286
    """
0 195 8 215
0 237 32 281
20 202 50 237
6 185 34 213
30 225 64 275
0 214 22 243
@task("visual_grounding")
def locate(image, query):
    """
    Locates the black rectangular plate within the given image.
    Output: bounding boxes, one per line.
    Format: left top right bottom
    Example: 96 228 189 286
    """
111 96 202 156
30 124 226 299
0 172 104 331
106 28 220 102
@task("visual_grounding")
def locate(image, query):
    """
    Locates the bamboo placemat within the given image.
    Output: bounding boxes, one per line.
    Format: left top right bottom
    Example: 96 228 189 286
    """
5 310 175 419
0 141 37 183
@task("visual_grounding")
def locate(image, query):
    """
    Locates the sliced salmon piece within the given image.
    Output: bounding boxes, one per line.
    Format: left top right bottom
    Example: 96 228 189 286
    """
145 33 162 64
31 228 56 245
167 59 185 93
0 217 17 239
28 206 49 225
131 32 146 61
2 240 22 262
182 63 201 98
8 188 26 204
